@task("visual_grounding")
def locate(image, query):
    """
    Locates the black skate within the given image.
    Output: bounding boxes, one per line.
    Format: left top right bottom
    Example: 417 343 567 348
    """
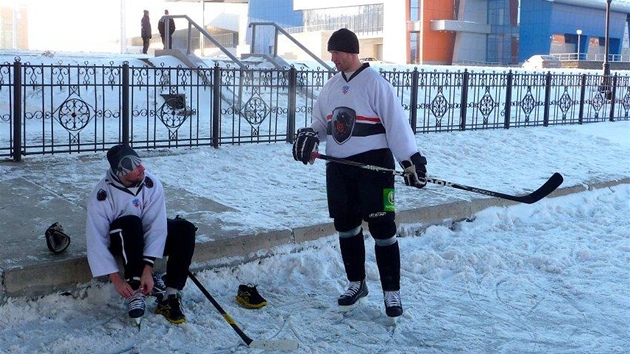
338 280 368 306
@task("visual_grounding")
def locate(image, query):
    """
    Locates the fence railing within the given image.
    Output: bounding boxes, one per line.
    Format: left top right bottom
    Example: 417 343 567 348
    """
1 58 627 161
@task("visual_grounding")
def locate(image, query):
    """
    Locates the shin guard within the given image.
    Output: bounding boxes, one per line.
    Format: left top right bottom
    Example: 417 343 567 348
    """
339 231 366 282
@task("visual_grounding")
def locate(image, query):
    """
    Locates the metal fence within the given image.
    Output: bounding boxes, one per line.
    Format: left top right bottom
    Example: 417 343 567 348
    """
1 58 628 161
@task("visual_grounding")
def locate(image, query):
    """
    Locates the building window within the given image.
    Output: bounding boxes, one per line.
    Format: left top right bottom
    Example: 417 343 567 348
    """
303 4 383 34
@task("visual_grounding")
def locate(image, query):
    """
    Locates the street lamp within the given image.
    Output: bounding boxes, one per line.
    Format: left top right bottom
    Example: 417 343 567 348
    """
576 29 582 60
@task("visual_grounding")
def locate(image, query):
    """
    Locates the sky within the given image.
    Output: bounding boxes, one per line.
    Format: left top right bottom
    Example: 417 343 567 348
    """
0 52 628 352
7 0 630 54
10 0 244 53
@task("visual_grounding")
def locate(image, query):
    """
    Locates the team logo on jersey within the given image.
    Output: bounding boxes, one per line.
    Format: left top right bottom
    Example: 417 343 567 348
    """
97 189 107 201
132 198 141 207
144 176 154 188
331 106 356 144
342 85 349 94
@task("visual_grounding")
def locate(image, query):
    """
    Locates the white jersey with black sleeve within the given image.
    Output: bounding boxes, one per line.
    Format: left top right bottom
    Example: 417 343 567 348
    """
311 64 419 162
85 169 167 278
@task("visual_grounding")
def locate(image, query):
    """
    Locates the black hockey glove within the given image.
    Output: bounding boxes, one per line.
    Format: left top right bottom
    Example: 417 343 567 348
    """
45 222 71 254
292 127 319 165
400 152 428 189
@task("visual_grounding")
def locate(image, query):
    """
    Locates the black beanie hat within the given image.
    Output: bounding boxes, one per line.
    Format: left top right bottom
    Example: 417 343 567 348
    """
327 28 359 54
107 144 142 177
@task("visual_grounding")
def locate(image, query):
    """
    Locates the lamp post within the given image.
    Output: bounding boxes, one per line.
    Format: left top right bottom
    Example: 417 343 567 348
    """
576 29 582 60
601 0 612 99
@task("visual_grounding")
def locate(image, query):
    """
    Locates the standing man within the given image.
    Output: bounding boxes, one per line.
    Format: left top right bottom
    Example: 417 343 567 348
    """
141 10 152 54
158 10 176 49
86 144 196 324
292 28 428 318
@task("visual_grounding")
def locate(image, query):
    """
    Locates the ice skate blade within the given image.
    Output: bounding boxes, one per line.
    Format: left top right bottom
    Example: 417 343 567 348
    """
338 296 368 312
385 315 400 325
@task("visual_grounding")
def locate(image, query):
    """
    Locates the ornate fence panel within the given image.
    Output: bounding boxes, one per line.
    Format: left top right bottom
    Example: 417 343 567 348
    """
1 59 126 156
417 69 466 132
218 67 290 145
128 64 214 150
1 57 628 161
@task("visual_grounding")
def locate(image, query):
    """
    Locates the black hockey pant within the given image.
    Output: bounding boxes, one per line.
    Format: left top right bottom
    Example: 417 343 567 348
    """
109 215 196 290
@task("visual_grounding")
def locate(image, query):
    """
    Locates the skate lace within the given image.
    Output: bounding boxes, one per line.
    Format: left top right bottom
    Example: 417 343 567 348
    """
128 290 146 312
342 281 363 297
152 273 166 296
384 291 401 307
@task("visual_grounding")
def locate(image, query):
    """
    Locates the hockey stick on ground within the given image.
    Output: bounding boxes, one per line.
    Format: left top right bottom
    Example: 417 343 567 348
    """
311 152 563 204
187 270 299 351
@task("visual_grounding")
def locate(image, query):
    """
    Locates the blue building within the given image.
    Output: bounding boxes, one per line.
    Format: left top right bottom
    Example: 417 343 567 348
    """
243 0 630 65
519 0 630 62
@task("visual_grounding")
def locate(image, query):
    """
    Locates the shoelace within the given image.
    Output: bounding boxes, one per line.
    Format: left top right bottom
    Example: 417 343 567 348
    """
128 290 146 312
384 291 401 307
342 281 363 297
154 275 166 289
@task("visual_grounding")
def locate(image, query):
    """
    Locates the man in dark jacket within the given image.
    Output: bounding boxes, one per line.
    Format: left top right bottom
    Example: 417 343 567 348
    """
158 10 176 49
141 10 152 54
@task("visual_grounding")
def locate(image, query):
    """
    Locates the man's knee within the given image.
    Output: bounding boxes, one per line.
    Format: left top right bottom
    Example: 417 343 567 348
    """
109 215 143 245
110 215 142 232
167 217 197 245
334 215 363 237
368 220 397 244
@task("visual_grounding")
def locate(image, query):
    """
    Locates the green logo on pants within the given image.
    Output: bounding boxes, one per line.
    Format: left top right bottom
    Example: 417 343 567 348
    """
383 188 395 212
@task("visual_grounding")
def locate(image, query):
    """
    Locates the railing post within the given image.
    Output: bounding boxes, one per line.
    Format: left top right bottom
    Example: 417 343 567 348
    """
212 65 221 148
273 27 279 57
122 63 130 145
12 59 22 162
187 22 193 55
251 24 257 54
287 67 297 142
543 71 552 127
578 74 586 124
504 71 513 129
459 69 469 131
409 68 419 134
609 73 617 122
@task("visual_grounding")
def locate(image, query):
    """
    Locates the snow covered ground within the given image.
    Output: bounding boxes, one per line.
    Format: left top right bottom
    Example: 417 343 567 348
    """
0 120 628 353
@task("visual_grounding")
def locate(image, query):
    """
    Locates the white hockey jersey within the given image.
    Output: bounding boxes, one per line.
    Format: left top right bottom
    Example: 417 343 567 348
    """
85 170 167 278
311 64 419 162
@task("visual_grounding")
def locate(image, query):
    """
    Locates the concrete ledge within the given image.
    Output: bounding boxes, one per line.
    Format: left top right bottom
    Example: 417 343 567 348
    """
192 229 294 263
2 178 628 301
4 258 92 297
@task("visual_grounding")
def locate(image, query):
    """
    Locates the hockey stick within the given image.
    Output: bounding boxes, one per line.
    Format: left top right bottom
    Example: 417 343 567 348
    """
311 152 563 204
187 271 299 351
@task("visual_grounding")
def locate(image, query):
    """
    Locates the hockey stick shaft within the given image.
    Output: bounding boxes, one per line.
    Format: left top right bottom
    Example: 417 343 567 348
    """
312 152 563 204
187 271 300 351
187 270 253 345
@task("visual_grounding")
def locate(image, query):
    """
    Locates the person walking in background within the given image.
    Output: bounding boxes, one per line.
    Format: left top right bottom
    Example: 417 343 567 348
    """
158 9 176 49
140 10 152 54
292 28 428 318
85 144 196 324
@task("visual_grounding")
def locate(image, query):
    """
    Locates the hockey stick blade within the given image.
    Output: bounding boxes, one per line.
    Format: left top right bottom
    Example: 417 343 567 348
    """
249 339 300 351
312 153 563 204
429 172 564 204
